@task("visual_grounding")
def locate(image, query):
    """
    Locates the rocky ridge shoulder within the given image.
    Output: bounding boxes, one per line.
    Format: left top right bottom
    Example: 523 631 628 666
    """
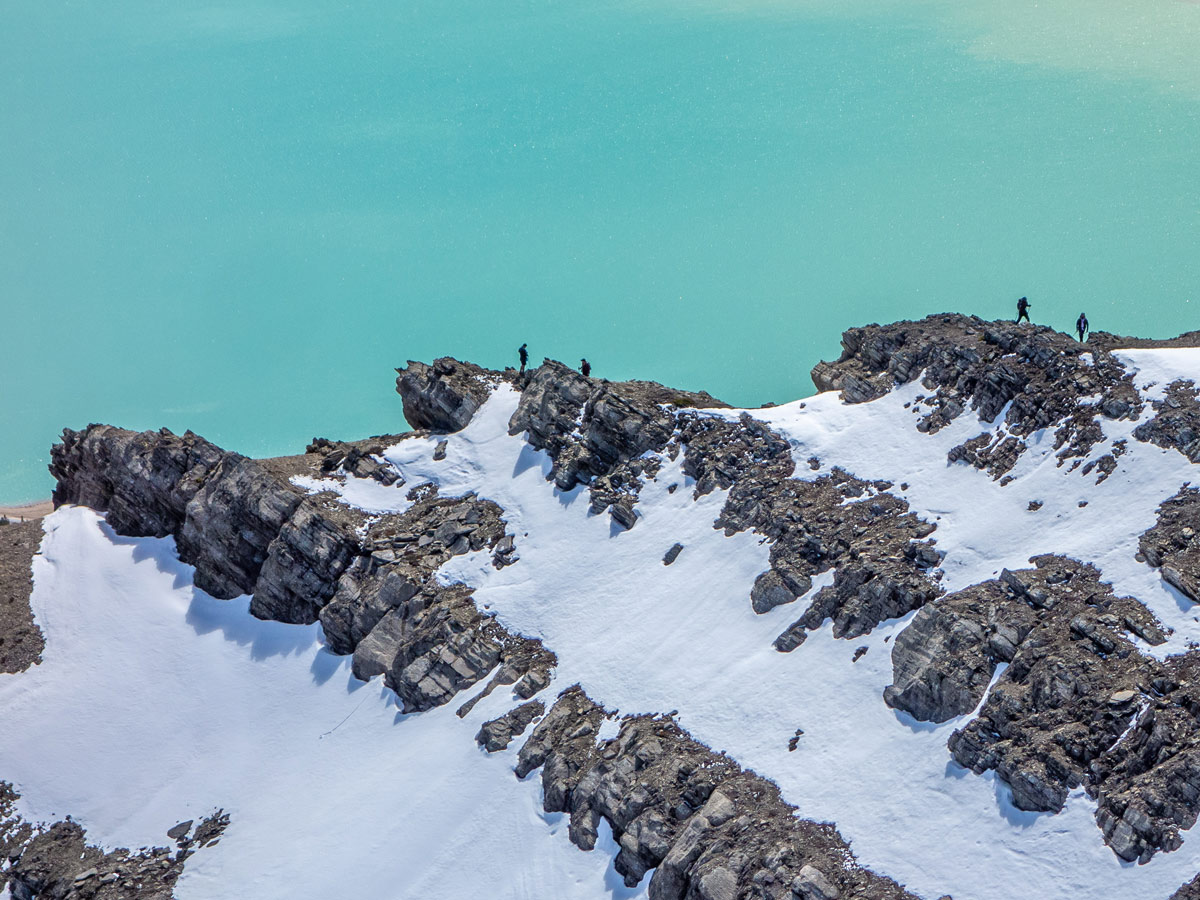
44 367 938 900
808 313 1200 480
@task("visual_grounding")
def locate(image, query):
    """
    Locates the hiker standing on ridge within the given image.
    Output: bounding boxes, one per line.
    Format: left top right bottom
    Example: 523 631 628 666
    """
518 343 528 374
1016 296 1031 324
1076 313 1089 342
580 358 591 377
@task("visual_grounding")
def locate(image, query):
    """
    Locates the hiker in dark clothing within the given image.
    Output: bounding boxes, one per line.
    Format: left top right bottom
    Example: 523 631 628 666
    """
518 343 528 374
580 358 591 377
1016 297 1031 323
1076 313 1089 342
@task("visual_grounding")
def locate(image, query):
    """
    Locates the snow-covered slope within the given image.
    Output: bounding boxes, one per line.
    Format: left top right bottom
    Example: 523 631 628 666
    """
6 315 1200 899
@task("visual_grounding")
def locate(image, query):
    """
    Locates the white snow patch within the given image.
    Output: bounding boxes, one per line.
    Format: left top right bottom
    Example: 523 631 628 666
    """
596 716 622 743
0 507 645 900
9 348 1200 900
1117 348 1200 402
372 375 1200 900
290 472 413 515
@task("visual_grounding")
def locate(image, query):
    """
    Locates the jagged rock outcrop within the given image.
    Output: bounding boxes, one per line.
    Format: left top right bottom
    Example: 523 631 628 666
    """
50 425 227 538
942 560 1161 810
306 437 405 486
0 519 44 673
49 326 1200 887
811 314 1146 474
49 424 561 717
1135 380 1200 464
513 686 919 900
946 431 1024 479
0 783 225 899
678 411 942 644
395 358 500 433
508 359 726 513
476 699 544 751
399 357 945 638
1140 486 1200 603
1089 652 1200 864
881 555 1200 862
43 365 959 898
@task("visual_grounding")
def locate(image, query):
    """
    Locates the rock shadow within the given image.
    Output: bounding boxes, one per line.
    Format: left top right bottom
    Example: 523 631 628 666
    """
185 591 319 661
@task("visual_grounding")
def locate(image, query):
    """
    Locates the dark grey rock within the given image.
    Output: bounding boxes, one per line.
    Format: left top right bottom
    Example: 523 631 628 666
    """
751 569 799 614
1134 380 1200 463
1140 486 1200 604
513 688 921 900
176 455 304 600
251 497 362 624
476 699 545 752
395 358 498 433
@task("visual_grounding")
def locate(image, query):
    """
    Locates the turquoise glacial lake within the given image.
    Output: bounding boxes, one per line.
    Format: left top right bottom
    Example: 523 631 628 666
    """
3 1 1199 503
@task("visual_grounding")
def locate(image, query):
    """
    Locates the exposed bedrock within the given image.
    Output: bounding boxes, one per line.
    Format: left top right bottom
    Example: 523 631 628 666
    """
1135 380 1200 464
395 357 502 433
398 355 944 635
883 554 1200 862
680 412 942 644
808 313 1191 476
509 686 921 900
49 425 557 713
1140 486 1200 604
47 411 954 898
0 782 226 900
508 359 727 496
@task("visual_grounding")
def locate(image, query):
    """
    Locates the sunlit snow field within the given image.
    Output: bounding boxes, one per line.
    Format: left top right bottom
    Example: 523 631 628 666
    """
5 348 1200 898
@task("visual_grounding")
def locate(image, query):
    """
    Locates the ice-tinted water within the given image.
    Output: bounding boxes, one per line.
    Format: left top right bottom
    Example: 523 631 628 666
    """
3 0 1199 502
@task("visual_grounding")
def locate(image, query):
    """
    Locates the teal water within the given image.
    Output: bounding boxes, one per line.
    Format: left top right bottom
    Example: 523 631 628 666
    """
3 1 1199 503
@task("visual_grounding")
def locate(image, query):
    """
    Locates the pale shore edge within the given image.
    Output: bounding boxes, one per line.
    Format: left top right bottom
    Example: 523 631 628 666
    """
0 499 54 521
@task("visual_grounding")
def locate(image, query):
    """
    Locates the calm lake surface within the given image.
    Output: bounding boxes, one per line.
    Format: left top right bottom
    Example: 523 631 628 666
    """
3 0 1199 502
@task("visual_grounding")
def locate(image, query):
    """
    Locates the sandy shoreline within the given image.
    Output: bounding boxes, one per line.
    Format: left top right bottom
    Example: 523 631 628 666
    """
0 499 54 522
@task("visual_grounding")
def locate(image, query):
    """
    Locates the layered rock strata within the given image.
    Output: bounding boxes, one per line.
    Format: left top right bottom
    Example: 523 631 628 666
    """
493 361 944 640
39 316 1200 892
1140 486 1200 604
508 686 920 900
808 314 1196 477
45 365 942 899
882 555 1200 863
48 424 550 714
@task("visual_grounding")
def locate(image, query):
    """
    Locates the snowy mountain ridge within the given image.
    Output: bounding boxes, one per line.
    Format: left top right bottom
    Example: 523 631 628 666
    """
5 313 1200 899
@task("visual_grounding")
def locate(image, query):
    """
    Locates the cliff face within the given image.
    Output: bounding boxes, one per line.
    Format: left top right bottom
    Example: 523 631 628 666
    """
10 314 1200 900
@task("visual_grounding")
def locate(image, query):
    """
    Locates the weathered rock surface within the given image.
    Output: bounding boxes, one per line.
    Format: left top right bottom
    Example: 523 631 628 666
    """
1135 380 1200 464
50 423 564 720
882 554 1200 862
810 314 1150 474
50 425 226 538
0 518 44 673
508 359 725 515
407 357 944 640
476 699 544 751
305 436 405 486
513 686 920 900
0 782 225 900
947 431 1025 479
395 358 500 433
46 372 954 898
1140 486 1200 604
680 411 942 642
